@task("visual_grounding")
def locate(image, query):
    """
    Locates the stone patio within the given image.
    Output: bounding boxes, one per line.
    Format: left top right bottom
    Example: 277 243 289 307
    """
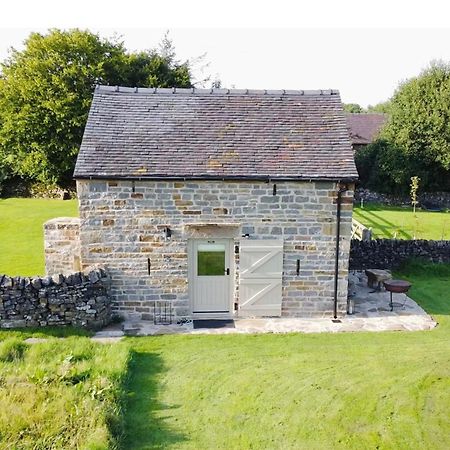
93 271 436 338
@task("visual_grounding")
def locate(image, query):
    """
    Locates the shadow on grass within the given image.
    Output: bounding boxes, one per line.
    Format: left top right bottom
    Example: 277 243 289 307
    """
356 208 412 239
122 350 187 449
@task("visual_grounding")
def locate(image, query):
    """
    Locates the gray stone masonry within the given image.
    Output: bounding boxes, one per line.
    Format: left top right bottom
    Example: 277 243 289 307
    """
0 267 112 330
350 239 450 269
44 217 81 275
76 179 354 320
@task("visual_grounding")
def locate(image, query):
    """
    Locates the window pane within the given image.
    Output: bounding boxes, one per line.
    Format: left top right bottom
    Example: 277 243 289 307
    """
197 243 225 276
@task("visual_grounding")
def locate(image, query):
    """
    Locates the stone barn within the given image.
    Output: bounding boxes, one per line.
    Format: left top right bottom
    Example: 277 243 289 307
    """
45 85 358 321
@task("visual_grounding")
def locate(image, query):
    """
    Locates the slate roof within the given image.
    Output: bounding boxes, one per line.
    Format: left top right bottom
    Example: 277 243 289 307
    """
74 85 358 181
346 113 387 145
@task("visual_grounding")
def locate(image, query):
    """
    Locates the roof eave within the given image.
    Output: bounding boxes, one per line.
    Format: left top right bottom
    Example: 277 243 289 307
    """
73 174 359 183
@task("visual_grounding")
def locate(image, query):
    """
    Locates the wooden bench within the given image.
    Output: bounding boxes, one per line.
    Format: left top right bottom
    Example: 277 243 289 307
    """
365 269 392 292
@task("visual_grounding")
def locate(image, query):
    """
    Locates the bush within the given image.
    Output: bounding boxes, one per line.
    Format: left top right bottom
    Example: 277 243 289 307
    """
355 139 412 194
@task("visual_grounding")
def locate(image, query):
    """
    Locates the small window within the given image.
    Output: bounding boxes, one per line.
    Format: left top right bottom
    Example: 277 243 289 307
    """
197 243 225 276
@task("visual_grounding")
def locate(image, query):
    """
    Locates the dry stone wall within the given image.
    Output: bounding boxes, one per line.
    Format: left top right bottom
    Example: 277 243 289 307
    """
350 239 450 269
77 179 354 320
0 268 111 329
354 188 450 208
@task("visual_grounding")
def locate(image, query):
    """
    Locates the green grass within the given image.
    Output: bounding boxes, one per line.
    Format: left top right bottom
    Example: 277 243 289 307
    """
0 198 78 276
0 262 448 449
0 326 92 342
122 261 450 450
353 203 450 240
0 337 130 449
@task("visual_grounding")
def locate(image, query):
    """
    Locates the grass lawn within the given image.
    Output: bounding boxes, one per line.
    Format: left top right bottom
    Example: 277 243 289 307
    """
123 261 450 450
353 203 450 240
0 198 78 276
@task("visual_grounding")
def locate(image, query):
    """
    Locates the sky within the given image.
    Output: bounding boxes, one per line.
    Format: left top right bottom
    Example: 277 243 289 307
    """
1 1 450 107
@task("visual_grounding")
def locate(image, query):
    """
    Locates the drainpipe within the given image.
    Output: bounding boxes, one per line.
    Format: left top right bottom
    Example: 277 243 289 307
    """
333 183 348 319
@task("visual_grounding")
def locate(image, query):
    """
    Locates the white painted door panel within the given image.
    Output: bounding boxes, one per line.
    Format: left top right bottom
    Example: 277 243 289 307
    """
239 240 283 317
189 239 232 315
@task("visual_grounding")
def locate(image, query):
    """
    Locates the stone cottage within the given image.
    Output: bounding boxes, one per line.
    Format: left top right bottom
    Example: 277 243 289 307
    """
46 85 358 321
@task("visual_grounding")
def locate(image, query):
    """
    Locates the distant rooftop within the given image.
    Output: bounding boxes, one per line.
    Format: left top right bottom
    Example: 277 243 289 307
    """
74 85 358 181
346 113 387 145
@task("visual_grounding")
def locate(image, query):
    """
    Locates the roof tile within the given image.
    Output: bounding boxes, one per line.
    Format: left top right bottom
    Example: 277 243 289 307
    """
74 85 358 180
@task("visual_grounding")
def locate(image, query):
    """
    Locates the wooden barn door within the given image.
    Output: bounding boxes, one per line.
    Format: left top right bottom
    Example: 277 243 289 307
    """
238 240 283 317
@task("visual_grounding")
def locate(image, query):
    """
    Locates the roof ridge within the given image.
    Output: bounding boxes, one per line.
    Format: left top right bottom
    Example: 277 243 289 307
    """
95 84 340 97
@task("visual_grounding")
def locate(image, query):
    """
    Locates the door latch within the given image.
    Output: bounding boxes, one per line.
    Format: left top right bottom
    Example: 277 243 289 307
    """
226 268 230 275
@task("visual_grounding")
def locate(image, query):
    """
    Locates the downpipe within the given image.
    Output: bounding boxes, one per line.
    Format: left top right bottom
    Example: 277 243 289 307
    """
333 183 348 320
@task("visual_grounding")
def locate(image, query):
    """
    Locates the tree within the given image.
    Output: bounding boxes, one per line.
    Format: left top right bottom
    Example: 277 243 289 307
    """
380 61 450 192
410 176 420 214
366 100 391 114
343 103 364 113
0 29 193 186
123 33 191 88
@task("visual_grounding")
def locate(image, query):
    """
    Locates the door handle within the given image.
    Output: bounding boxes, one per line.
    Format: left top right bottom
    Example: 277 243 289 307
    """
226 268 230 275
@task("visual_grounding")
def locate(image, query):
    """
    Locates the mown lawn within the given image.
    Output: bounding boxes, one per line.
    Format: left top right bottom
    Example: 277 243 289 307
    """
0 198 78 276
123 261 450 450
353 203 450 240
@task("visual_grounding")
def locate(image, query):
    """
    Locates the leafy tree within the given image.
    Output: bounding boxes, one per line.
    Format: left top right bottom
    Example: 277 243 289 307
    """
343 103 364 113
379 61 450 192
355 139 410 194
366 100 391 114
123 33 191 88
0 29 192 186
357 62 450 193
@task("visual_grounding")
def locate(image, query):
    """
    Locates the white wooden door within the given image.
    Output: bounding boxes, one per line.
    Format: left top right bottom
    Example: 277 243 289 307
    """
189 239 233 316
239 239 283 317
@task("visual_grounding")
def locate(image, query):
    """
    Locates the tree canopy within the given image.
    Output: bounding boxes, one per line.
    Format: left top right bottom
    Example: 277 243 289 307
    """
356 61 450 193
343 103 364 113
0 29 192 187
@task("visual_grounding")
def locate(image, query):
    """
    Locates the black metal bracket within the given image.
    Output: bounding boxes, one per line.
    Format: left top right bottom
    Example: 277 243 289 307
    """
296 259 300 275
147 258 151 275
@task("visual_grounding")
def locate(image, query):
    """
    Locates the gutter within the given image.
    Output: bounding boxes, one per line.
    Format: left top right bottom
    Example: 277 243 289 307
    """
73 174 359 183
333 183 349 320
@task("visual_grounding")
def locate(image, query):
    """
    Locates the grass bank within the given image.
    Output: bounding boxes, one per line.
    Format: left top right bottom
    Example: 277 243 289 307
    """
0 336 130 449
0 197 78 276
353 203 450 240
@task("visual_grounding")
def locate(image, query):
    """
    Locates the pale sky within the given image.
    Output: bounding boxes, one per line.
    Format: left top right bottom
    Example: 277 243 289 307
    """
1 1 450 107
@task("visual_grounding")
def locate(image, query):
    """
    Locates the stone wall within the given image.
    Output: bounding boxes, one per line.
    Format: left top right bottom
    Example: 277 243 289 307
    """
77 179 354 319
354 188 450 208
350 239 450 270
44 217 81 275
0 268 112 329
